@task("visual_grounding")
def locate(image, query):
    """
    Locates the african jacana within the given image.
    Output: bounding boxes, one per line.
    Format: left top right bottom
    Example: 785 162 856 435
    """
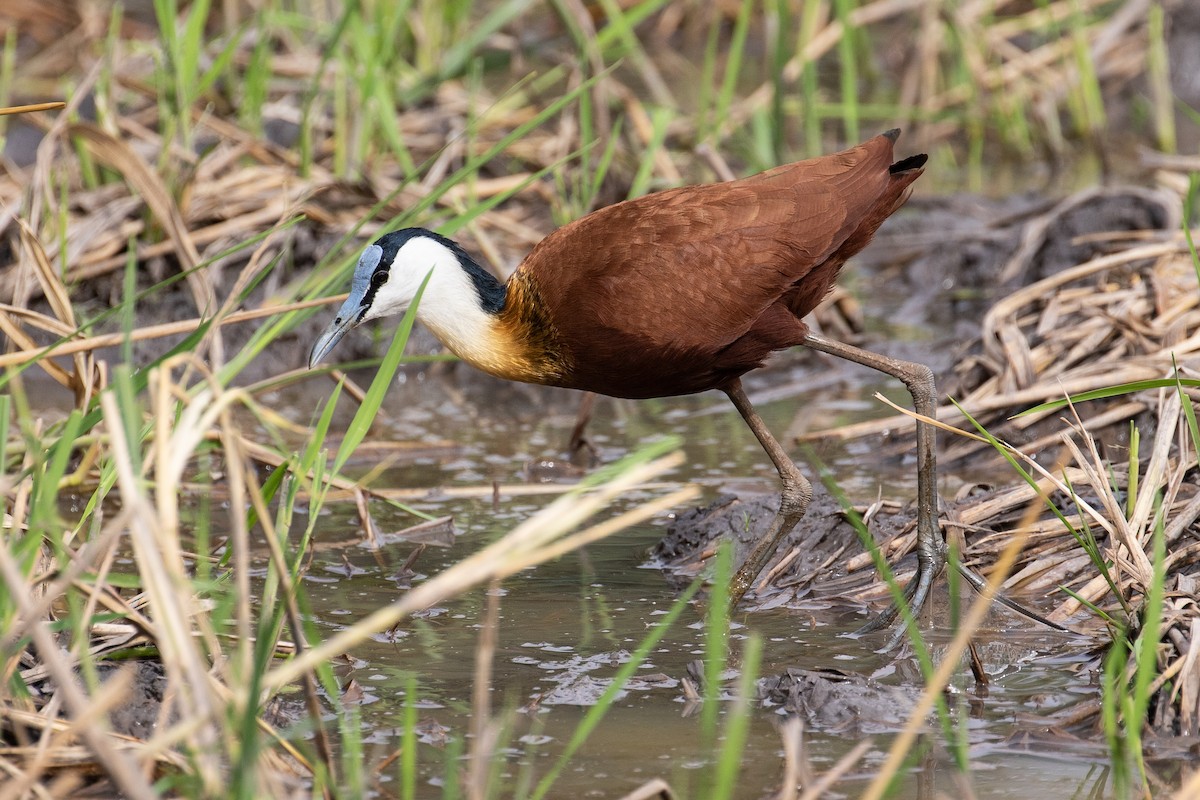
309 129 943 635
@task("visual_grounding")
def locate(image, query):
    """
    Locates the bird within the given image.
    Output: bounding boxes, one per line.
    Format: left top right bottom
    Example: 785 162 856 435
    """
309 129 943 636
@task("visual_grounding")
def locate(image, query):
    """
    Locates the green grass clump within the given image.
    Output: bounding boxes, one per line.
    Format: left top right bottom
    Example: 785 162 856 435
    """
3 0 1199 797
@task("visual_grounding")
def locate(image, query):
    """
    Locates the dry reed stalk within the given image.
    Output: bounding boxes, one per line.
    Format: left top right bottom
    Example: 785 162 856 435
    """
616 778 676 800
465 581 502 800
261 453 698 693
1 358 319 795
2 4 1195 794
0 295 338 371
795 735 872 800
0 526 159 798
872 390 1198 611
861 504 1036 800
805 189 1196 458
68 124 214 315
0 103 66 116
1 1 1174 339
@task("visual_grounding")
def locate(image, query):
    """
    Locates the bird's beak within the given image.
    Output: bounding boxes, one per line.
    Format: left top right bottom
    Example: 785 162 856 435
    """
308 293 365 368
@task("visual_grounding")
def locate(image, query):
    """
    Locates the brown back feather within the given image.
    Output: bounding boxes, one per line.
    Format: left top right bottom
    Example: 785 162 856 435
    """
507 132 925 397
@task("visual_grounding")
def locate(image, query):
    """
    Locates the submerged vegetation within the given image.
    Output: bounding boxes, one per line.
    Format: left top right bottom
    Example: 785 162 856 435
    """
1 0 1198 797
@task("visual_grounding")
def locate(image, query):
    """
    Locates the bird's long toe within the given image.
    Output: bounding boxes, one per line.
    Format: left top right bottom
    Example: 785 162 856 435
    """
855 541 946 646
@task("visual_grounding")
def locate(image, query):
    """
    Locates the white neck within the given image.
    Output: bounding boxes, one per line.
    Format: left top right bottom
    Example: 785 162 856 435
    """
369 234 532 380
416 257 498 366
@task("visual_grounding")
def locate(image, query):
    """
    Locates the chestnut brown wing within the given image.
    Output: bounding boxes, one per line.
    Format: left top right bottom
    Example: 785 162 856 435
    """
520 136 897 352
504 133 920 396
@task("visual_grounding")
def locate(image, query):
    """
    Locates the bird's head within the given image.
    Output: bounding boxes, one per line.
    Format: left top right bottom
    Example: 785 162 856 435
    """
308 228 465 368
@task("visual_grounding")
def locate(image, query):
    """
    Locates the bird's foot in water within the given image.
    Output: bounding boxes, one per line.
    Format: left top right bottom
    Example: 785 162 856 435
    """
855 539 946 650
855 542 1070 649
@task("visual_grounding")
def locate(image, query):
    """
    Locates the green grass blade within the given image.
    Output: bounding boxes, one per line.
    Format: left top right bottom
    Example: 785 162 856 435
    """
390 69 612 233
627 108 670 199
0 393 8 477
832 0 860 142
801 442 951 740
401 674 418 800
1177 370 1200 472
700 541 733 745
1059 586 1117 626
593 0 675 54
1125 421 1139 520
1016 378 1200 416
714 0 753 145
799 0 822 155
529 577 702 800
419 0 534 95
30 411 84 539
1101 630 1129 794
961 399 1130 619
1183 173 1200 286
710 635 762 800
331 269 432 478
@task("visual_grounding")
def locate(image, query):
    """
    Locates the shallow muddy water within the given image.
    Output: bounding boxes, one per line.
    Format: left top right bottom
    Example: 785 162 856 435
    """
283 323 1114 798
13 239 1140 796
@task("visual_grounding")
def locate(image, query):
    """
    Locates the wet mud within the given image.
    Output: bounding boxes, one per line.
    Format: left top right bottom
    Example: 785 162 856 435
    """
11 169 1195 799
653 182 1182 597
653 488 909 615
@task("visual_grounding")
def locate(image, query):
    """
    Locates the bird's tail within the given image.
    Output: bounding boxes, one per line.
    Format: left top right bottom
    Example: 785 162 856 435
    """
879 128 928 175
889 152 928 174
880 130 926 217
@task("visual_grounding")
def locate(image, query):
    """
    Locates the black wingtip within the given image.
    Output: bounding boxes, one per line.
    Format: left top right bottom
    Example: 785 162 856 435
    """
879 129 925 173
889 153 928 174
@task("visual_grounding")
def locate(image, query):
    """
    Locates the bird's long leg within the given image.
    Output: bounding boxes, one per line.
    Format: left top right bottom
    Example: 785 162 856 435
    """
725 379 814 609
567 391 597 465
800 332 943 637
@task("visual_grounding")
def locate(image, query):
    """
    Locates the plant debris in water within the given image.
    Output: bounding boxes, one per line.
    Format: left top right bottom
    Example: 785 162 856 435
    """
2 1 1200 798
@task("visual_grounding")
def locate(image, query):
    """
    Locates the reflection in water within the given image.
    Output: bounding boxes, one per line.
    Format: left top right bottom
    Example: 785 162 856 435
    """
294 345 1102 798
